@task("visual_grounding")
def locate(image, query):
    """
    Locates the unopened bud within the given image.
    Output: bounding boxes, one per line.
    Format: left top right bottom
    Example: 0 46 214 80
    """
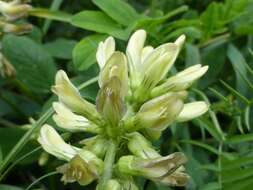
80 136 109 158
0 21 32 35
52 70 102 125
0 0 32 21
127 132 160 159
98 51 128 97
96 36 115 69
104 179 121 190
127 92 186 131
117 152 187 181
0 53 16 77
38 152 49 166
151 64 208 97
133 42 180 102
126 29 146 88
96 77 126 127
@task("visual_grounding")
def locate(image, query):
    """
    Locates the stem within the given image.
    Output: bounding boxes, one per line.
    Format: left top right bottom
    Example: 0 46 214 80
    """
98 140 117 190
43 0 64 34
0 108 54 176
28 8 72 23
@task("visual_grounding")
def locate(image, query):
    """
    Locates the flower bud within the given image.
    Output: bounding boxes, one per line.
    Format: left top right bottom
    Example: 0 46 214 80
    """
0 53 16 77
151 64 208 97
127 92 186 131
38 124 78 161
0 21 32 35
52 102 99 133
96 77 126 127
57 154 98 186
121 179 138 190
38 152 49 166
98 51 128 97
176 101 209 122
96 36 115 69
126 29 146 88
127 132 160 159
0 0 31 21
133 43 179 102
117 152 187 181
104 179 122 190
80 136 109 158
52 70 101 125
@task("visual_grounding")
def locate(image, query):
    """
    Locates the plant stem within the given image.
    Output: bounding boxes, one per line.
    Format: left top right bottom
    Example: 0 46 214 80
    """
0 107 54 176
28 8 72 23
43 0 64 34
98 140 117 190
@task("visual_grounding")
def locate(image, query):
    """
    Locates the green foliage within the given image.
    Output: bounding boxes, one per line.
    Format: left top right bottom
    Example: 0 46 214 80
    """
0 0 253 190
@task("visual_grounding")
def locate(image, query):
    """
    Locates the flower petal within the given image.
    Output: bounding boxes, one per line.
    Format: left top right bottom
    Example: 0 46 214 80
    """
38 124 78 161
96 36 115 69
177 101 209 122
53 102 97 132
52 70 101 124
151 64 208 96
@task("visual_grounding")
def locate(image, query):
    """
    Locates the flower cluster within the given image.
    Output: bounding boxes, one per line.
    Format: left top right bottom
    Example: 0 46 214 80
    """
0 0 32 35
38 30 209 189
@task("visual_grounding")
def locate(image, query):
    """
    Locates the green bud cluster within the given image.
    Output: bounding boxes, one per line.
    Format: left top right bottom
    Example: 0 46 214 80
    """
38 30 209 189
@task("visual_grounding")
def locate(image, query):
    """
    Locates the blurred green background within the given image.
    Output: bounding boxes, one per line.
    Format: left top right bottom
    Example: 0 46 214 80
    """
0 0 253 189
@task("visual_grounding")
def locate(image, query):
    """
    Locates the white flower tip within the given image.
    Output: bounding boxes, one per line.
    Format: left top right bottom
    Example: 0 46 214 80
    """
175 34 186 49
128 29 147 49
105 36 115 46
132 29 147 38
96 36 116 69
55 70 68 84
202 65 209 73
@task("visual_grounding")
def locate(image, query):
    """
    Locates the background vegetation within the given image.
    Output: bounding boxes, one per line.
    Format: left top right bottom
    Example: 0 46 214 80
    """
0 0 253 189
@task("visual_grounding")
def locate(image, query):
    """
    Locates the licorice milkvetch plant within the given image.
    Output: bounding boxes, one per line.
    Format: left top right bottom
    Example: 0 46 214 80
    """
38 29 209 190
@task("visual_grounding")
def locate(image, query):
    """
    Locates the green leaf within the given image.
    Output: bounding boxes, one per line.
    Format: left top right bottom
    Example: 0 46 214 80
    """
227 44 249 96
73 34 106 71
0 185 23 190
226 133 253 144
71 11 128 40
0 127 39 165
200 2 225 40
28 8 72 23
185 43 201 67
200 41 226 88
92 0 140 26
2 35 57 94
201 182 220 190
43 38 77 59
222 167 253 183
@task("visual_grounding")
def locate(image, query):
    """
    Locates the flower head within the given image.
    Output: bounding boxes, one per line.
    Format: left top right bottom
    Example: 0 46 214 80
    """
38 29 209 188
